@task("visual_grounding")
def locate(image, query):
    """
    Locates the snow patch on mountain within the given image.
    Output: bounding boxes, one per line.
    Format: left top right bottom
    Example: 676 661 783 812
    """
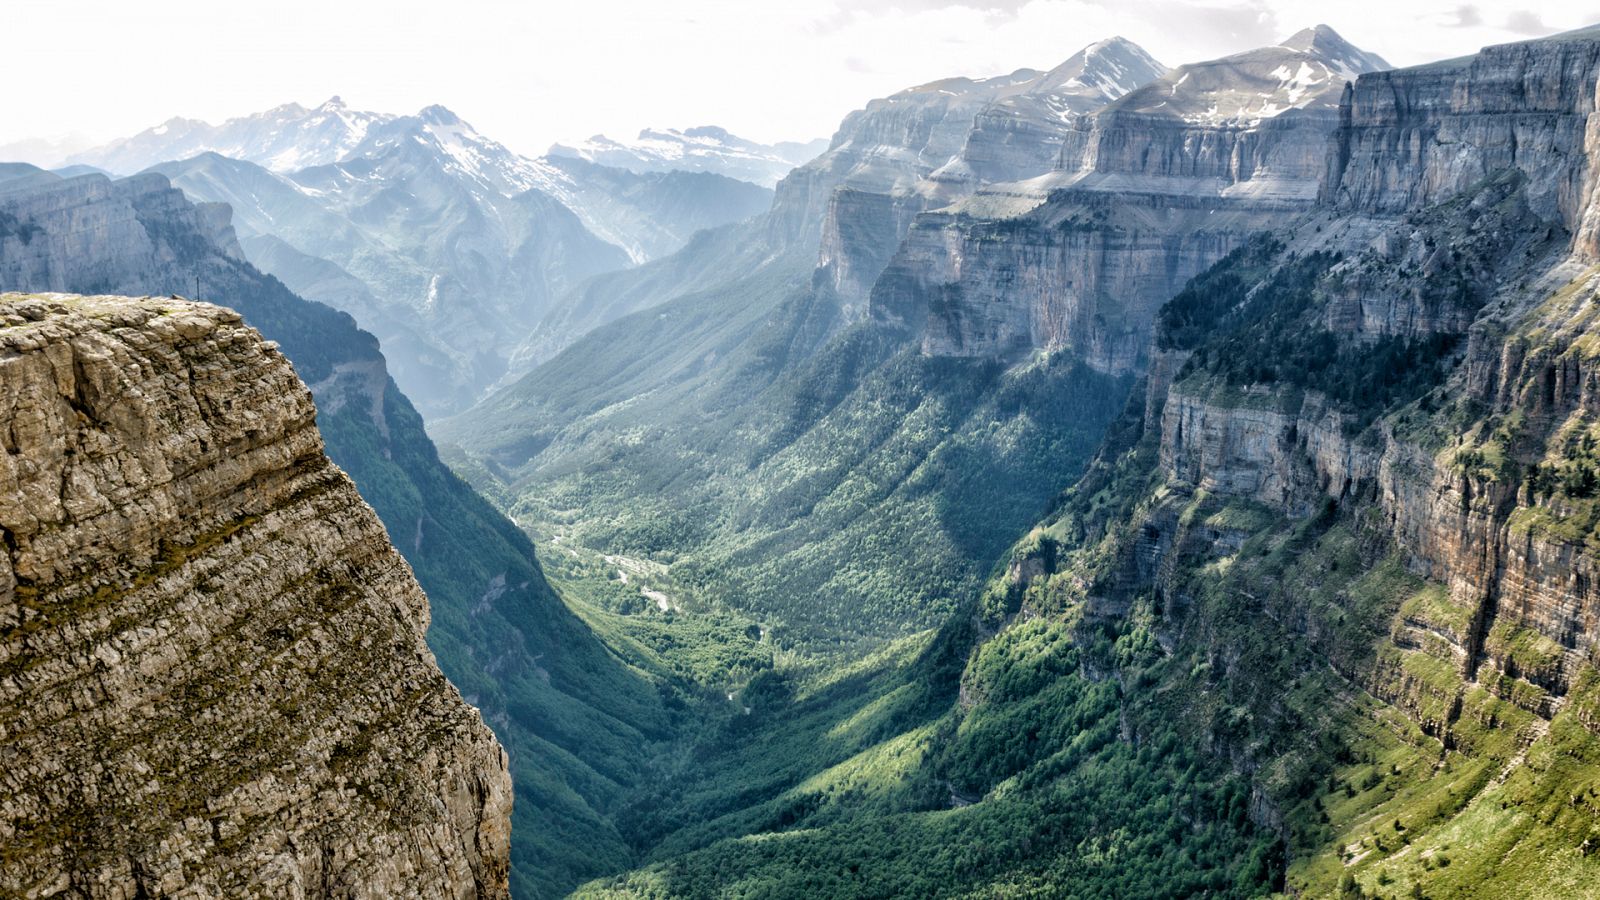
549 126 826 187
1112 24 1390 128
70 97 394 176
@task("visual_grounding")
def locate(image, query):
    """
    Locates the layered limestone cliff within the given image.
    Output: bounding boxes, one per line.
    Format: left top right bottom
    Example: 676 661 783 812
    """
872 192 1271 371
0 171 248 287
1076 26 1385 198
1323 26 1600 237
879 27 1387 372
1154 27 1600 715
0 170 408 460
772 70 1047 309
0 160 645 900
0 293 511 898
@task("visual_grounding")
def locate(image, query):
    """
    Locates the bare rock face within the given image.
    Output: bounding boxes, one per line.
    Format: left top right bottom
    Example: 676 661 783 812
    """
874 193 1271 372
1323 27 1600 241
1079 25 1386 196
0 293 511 898
933 37 1169 191
0 172 249 290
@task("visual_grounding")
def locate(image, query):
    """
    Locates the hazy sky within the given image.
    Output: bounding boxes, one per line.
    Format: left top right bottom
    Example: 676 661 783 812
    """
6 0 1596 160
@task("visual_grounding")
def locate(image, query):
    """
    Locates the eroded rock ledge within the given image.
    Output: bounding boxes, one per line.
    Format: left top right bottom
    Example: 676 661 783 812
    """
0 293 511 898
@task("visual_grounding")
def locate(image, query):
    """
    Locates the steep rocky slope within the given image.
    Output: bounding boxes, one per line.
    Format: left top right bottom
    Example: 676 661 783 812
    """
929 36 1167 191
0 293 510 897
0 171 673 898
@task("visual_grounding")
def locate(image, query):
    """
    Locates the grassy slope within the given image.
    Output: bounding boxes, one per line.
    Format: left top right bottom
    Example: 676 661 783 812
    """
571 594 1281 900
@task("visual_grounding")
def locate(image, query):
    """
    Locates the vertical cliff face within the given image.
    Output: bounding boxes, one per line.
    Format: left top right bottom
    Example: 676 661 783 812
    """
1079 26 1385 194
768 69 1048 309
1322 26 1600 280
1322 27 1600 239
765 76 1028 253
0 293 511 897
0 171 250 290
872 192 1276 372
1154 26 1600 702
880 27 1386 373
813 188 928 317
925 25 1600 898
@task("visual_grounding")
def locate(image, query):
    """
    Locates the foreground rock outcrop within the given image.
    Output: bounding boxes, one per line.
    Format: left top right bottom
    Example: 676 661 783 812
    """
0 293 511 898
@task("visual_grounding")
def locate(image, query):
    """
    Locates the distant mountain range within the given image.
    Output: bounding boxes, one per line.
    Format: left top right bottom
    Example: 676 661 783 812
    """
67 96 392 174
3 27 1386 424
46 99 793 415
548 126 827 188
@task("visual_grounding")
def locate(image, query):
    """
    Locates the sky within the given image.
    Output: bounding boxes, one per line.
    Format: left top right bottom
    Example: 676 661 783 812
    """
4 0 1597 162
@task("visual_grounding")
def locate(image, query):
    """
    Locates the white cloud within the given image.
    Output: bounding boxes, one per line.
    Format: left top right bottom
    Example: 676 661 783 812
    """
1 0 1593 164
1505 10 1551 34
1447 4 1486 27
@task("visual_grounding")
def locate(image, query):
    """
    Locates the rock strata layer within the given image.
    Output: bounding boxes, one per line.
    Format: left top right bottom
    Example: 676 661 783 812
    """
0 293 511 898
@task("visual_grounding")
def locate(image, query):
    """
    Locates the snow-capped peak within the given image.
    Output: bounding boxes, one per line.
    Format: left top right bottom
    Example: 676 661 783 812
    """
1278 24 1391 81
332 104 570 201
1035 36 1169 106
419 104 464 127
1106 26 1390 128
67 97 397 175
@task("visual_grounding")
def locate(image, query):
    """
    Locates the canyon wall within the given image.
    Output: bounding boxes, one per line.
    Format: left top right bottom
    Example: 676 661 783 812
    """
872 192 1282 372
1154 30 1600 715
1322 28 1600 238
